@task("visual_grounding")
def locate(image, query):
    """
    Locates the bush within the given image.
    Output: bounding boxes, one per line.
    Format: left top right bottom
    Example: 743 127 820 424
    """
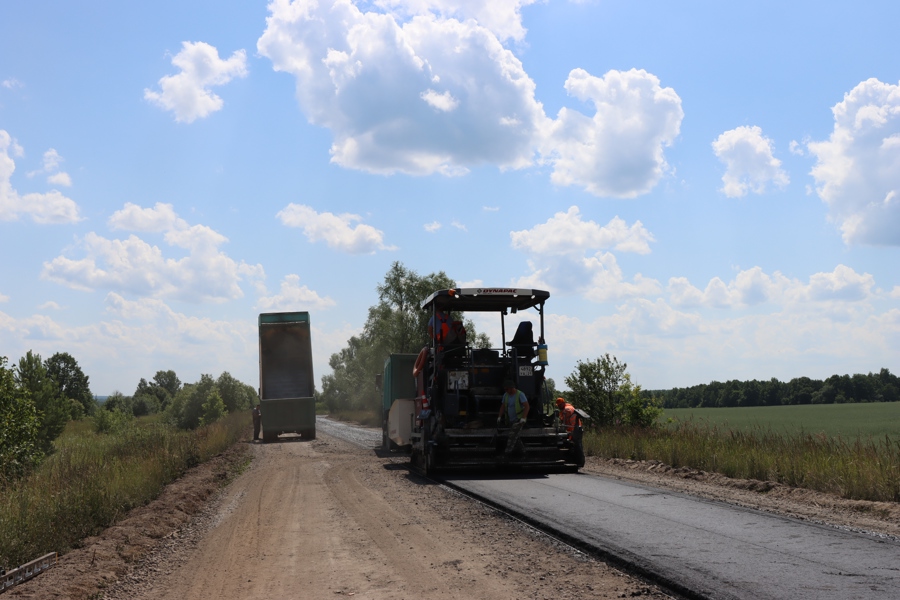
0 357 42 485
93 407 134 434
565 354 661 428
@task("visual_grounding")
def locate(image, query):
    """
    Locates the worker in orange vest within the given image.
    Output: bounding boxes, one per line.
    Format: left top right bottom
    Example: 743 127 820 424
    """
556 397 585 468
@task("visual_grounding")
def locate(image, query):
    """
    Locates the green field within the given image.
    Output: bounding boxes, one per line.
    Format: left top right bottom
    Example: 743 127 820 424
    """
663 402 900 439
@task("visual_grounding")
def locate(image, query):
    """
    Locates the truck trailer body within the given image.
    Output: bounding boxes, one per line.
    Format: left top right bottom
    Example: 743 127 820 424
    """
382 288 580 473
258 312 316 442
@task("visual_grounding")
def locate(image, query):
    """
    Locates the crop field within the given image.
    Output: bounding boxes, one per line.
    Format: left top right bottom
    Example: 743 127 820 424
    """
662 402 900 440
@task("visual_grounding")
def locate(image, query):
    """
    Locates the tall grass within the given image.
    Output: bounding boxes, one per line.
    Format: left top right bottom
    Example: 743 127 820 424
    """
0 411 247 568
584 421 900 503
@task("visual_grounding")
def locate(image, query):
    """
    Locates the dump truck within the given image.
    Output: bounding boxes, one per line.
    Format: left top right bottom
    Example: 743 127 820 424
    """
258 311 316 442
382 288 580 473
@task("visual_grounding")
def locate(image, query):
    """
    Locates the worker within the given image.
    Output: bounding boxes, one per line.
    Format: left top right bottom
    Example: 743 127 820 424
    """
252 403 262 442
427 309 453 343
556 397 585 467
497 380 529 458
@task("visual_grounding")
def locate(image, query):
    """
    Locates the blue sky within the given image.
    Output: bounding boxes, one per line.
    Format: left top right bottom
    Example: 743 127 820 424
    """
2 0 899 396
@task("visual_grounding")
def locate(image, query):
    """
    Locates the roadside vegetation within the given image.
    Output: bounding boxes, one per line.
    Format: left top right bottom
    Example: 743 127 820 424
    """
0 354 256 569
583 421 900 502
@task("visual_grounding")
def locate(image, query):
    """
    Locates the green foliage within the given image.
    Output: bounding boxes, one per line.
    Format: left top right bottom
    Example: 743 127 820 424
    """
0 411 248 567
564 354 660 428
199 389 227 426
132 392 161 416
663 402 900 440
45 352 96 417
565 353 626 427
654 368 900 408
15 350 71 453
133 370 182 413
215 371 255 413
0 357 42 484
166 375 214 430
103 390 133 414
321 261 492 414
92 406 134 434
583 422 900 503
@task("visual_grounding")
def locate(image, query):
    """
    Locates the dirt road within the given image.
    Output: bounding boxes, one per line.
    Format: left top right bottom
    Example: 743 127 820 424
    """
75 432 667 600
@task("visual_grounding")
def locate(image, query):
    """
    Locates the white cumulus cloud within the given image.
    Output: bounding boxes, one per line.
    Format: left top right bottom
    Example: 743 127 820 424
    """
511 206 659 300
667 265 875 309
0 131 81 224
108 202 188 232
374 0 536 42
544 68 683 198
256 274 336 312
257 0 547 175
144 41 248 123
712 126 789 197
808 78 900 245
510 206 654 255
42 203 264 303
277 203 395 253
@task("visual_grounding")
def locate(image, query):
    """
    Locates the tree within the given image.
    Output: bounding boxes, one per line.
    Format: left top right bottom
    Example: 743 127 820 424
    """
199 389 227 426
321 262 491 413
15 351 70 452
153 370 182 398
174 374 217 429
0 356 42 483
563 354 659 428
45 352 96 416
565 354 628 427
133 370 182 413
216 371 254 413
103 391 133 414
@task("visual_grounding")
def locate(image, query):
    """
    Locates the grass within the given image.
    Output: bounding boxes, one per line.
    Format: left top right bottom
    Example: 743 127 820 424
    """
584 421 900 502
662 402 900 439
0 410 248 568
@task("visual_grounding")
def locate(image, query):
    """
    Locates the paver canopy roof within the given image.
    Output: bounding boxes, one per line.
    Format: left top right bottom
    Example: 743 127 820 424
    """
420 288 549 312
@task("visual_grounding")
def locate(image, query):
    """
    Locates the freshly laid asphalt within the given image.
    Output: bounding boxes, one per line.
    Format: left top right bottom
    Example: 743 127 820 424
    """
444 473 900 600
318 418 900 600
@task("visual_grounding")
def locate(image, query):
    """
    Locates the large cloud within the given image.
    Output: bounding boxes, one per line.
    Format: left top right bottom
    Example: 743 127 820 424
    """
667 264 876 309
545 68 683 198
257 0 547 175
144 42 248 123
256 274 336 312
712 125 788 197
374 0 536 42
257 2 683 196
511 206 660 300
808 78 900 245
42 203 264 303
277 203 396 253
0 131 81 224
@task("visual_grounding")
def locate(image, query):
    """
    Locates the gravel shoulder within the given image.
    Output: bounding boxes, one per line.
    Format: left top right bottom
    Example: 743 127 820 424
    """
8 422 898 599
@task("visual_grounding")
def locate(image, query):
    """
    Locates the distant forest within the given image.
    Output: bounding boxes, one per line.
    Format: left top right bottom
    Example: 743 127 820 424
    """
649 368 900 409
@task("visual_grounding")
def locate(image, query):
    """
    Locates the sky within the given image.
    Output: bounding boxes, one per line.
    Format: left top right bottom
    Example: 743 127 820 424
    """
1 0 899 396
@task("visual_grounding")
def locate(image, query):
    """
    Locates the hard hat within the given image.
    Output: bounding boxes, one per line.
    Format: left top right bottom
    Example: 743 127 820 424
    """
556 397 566 407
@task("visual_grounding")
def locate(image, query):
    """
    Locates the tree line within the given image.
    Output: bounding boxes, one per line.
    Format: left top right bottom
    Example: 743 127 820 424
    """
649 368 900 409
101 370 257 430
1 348 257 485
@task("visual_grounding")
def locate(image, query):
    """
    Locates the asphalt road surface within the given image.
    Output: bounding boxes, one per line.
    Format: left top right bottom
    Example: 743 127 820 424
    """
319 417 900 600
